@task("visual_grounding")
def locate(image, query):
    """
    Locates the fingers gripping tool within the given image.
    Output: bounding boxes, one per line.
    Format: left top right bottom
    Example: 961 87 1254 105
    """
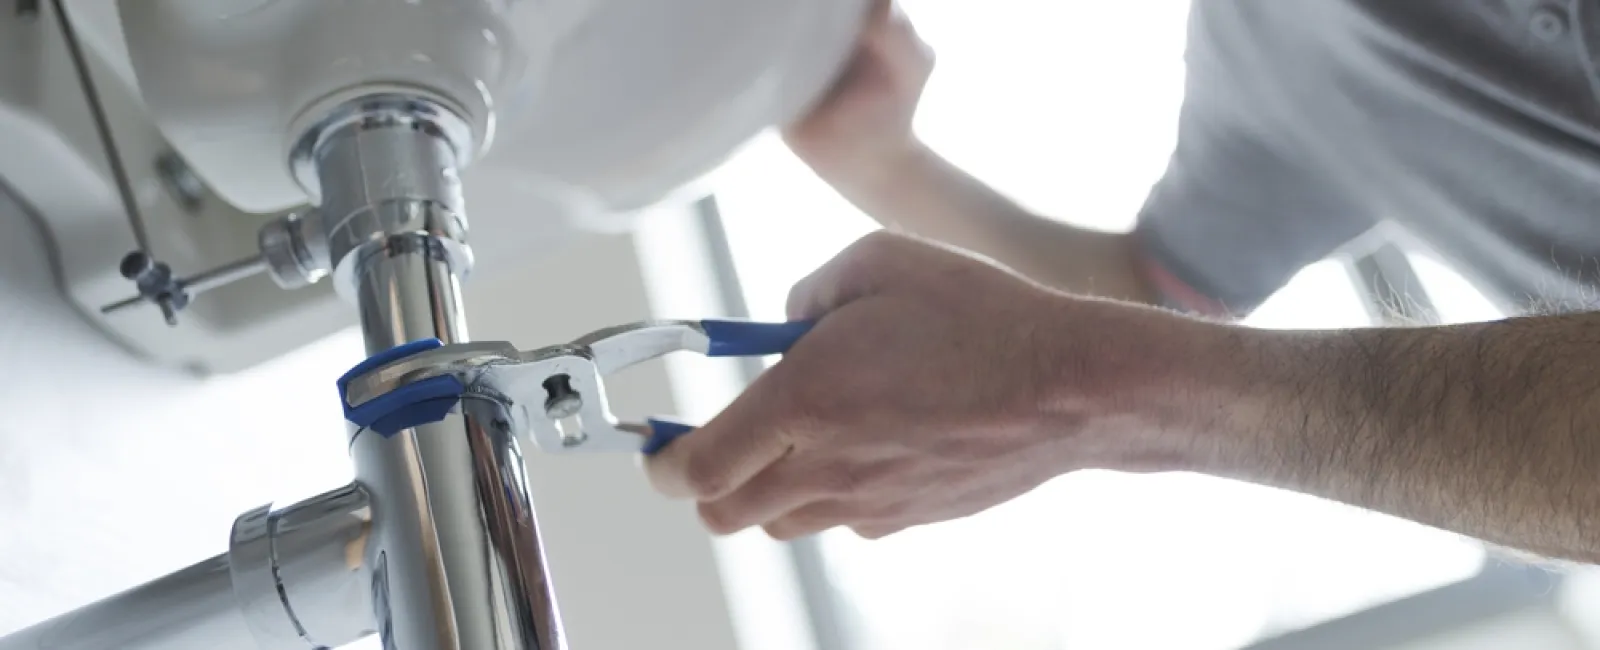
336 319 814 455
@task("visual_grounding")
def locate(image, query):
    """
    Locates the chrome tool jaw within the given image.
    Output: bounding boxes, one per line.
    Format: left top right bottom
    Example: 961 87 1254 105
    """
506 353 637 453
339 318 814 458
341 320 719 454
520 319 712 451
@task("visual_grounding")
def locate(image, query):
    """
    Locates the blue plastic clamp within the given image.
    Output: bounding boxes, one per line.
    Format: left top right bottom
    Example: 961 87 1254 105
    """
336 339 467 437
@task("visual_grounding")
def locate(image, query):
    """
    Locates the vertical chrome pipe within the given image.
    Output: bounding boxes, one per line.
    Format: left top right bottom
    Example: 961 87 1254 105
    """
348 239 566 650
305 94 566 650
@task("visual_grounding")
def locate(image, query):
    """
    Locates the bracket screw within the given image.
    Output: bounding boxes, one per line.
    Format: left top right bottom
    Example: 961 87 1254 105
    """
542 375 582 419
118 251 186 325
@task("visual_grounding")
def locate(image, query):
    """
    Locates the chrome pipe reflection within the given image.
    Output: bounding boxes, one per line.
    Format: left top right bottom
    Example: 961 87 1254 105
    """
305 92 566 649
0 483 374 650
347 234 566 650
230 483 376 648
0 554 251 650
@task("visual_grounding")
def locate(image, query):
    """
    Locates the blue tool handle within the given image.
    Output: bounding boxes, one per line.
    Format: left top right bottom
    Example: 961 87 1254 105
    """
641 418 695 456
700 319 814 357
640 321 811 455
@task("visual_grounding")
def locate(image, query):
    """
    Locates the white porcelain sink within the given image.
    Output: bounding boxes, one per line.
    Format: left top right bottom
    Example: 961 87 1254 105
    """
81 0 866 223
0 0 862 373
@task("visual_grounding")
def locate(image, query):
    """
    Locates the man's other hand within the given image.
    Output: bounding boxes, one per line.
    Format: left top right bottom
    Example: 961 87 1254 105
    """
783 0 935 181
643 231 1208 540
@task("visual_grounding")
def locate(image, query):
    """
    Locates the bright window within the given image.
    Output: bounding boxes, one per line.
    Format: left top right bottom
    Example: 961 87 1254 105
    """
712 2 1490 648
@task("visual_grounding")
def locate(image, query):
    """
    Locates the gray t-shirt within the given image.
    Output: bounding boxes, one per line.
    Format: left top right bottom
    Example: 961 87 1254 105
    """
1136 0 1600 316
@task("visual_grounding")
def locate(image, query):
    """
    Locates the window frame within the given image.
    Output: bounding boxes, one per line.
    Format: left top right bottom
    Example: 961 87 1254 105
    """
687 196 856 650
1243 562 1563 649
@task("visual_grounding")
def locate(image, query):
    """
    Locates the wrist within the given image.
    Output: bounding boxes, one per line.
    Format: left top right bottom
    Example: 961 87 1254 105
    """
802 137 935 192
1028 299 1270 475
1084 320 1392 487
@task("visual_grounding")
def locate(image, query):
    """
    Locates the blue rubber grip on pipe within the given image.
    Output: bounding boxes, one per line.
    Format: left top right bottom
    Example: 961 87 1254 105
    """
336 339 467 438
642 418 696 456
700 319 815 357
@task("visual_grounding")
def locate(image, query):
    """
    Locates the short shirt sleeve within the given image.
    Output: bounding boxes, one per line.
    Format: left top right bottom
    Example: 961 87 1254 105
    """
1134 112 1375 317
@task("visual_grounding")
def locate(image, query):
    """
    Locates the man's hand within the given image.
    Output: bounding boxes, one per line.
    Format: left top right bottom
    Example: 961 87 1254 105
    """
644 231 1204 539
644 231 1600 564
784 0 935 180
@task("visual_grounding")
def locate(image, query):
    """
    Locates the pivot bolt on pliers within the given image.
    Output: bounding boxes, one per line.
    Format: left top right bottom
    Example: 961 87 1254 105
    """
336 319 815 455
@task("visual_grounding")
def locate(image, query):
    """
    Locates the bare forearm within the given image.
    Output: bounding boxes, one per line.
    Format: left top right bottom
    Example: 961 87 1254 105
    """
1171 314 1600 562
813 143 1159 305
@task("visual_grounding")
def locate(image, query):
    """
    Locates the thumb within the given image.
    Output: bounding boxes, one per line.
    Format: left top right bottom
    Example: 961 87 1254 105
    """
786 231 927 320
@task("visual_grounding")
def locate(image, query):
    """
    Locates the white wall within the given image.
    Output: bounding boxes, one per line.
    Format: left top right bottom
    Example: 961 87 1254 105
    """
0 186 744 650
0 186 350 626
